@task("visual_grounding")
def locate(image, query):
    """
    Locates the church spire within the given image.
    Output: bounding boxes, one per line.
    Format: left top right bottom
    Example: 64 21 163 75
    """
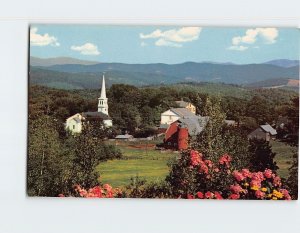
98 74 108 115
100 74 106 98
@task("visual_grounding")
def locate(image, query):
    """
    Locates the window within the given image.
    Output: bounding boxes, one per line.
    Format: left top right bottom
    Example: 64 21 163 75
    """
169 115 172 120
73 125 75 129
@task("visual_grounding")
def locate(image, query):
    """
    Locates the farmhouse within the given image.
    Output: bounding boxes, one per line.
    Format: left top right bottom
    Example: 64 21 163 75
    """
248 124 277 142
65 75 112 134
160 107 198 125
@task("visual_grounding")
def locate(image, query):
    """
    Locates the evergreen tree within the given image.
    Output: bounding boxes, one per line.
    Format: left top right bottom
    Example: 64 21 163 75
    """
248 138 278 172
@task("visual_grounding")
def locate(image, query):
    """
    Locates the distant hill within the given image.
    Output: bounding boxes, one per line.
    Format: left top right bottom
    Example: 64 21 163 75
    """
30 56 100 66
264 59 299 68
35 62 299 85
245 77 299 92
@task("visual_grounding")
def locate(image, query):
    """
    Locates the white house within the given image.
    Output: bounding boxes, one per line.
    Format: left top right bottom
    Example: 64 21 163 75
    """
65 75 112 134
160 107 199 125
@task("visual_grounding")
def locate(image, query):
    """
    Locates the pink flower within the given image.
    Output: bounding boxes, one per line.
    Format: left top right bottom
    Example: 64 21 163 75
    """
255 190 265 199
199 164 209 174
252 172 264 182
241 169 252 178
219 154 231 168
58 194 65 197
229 193 240 200
190 150 203 166
273 176 282 187
103 184 113 192
205 191 214 199
279 189 291 200
250 180 261 188
264 169 273 179
214 192 223 200
214 168 220 173
204 159 213 168
232 171 245 182
230 184 243 194
196 192 204 199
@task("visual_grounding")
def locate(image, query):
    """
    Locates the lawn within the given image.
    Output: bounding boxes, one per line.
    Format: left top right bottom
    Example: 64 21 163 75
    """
96 141 177 187
271 140 296 178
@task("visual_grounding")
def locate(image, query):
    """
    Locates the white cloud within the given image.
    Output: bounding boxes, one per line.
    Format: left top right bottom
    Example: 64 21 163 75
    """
140 27 202 47
229 28 278 51
30 27 60 46
155 39 182 47
70 43 100 55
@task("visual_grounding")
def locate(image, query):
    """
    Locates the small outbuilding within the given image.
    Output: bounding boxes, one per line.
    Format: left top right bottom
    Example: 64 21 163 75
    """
248 124 277 142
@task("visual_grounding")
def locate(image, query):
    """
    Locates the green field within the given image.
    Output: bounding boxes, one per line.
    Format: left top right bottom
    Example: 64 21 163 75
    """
271 140 296 178
96 141 177 187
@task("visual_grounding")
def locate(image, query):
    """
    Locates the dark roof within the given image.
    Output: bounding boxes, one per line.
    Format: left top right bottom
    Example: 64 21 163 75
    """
170 108 197 119
260 124 277 135
82 111 111 120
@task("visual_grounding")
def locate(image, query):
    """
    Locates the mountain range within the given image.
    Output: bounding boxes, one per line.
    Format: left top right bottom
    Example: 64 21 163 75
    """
29 56 299 90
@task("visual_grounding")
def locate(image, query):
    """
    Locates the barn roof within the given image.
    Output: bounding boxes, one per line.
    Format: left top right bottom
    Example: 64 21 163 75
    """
260 124 277 135
178 116 209 136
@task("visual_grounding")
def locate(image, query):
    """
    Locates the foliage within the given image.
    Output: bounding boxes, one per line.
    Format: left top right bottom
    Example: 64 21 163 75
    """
248 139 278 172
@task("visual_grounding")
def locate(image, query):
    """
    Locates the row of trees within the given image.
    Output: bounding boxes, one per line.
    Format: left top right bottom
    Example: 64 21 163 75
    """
29 84 297 137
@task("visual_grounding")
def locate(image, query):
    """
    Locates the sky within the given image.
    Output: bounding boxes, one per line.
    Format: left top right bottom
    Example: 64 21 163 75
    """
30 25 299 64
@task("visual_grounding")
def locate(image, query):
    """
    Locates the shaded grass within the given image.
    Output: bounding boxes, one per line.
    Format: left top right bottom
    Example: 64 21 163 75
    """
271 140 296 178
96 142 176 187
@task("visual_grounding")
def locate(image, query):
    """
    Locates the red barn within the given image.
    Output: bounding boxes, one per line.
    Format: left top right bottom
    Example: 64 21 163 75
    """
164 117 208 150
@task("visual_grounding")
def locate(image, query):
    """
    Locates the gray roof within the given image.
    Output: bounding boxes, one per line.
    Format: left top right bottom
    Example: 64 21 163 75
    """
178 116 209 136
82 111 111 120
260 124 277 135
159 124 169 129
115 134 133 139
73 117 81 123
170 108 197 119
175 100 189 108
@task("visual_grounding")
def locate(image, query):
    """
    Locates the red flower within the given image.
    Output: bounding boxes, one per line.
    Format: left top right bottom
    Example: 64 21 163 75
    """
196 192 204 199
214 192 223 200
205 191 214 199
230 184 243 194
187 194 195 199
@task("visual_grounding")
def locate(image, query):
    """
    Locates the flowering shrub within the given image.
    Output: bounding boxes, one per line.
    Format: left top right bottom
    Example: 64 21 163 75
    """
169 149 291 200
59 184 123 198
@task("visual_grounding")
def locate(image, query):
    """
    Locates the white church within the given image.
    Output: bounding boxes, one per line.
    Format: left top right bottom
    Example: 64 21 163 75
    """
65 75 113 134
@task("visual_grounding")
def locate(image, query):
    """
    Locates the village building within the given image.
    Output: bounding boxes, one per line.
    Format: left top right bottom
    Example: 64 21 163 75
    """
175 100 196 114
160 107 198 125
115 134 134 141
248 124 277 142
65 75 112 134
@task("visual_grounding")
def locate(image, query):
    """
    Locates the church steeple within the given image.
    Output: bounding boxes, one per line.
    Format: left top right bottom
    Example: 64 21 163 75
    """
98 74 108 115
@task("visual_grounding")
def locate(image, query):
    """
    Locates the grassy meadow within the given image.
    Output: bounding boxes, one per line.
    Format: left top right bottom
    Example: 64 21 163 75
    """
271 140 296 179
96 141 177 187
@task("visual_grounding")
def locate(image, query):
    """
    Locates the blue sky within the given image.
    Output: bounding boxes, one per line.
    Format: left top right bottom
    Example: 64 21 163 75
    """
30 25 299 64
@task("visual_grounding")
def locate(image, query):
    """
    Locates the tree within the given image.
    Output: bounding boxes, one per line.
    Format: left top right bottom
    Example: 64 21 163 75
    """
27 115 73 196
248 139 278 172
